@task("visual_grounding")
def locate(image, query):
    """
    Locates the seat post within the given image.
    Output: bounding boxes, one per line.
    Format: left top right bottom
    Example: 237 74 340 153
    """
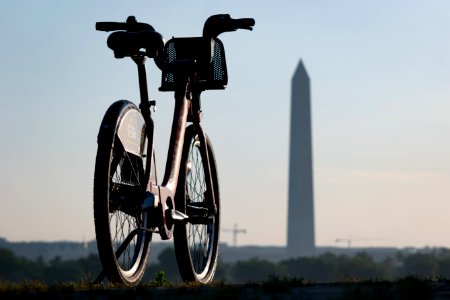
133 56 150 105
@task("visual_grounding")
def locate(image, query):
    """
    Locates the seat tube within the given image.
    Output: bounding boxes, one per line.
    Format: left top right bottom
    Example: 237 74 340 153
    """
134 57 155 191
134 56 150 104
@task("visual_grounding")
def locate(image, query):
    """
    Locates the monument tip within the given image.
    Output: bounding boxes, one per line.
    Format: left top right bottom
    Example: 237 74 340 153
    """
293 59 309 82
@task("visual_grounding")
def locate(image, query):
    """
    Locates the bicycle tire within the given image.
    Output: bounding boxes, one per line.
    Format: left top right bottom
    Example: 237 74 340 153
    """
174 125 220 283
93 100 152 286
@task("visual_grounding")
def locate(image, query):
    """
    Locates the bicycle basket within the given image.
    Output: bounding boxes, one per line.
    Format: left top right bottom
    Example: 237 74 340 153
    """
159 37 228 91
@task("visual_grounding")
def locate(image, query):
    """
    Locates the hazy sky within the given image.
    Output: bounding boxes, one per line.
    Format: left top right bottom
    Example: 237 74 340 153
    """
0 1 449 249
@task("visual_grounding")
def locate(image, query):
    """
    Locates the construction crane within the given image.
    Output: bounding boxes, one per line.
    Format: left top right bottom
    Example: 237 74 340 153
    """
335 238 355 248
335 237 393 248
223 224 246 247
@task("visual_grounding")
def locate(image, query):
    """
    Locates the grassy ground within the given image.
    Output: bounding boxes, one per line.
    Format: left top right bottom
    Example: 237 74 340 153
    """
1 276 450 299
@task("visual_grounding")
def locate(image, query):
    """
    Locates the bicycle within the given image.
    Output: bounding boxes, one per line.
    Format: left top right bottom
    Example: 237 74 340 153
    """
92 14 255 286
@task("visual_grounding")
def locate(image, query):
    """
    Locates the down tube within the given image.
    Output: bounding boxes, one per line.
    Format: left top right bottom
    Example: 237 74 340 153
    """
161 89 190 192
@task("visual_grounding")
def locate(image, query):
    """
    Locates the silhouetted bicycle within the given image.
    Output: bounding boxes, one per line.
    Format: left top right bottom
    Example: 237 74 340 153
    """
93 14 254 286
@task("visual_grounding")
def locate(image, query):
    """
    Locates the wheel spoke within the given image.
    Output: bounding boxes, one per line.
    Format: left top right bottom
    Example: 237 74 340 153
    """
185 139 213 274
106 139 148 272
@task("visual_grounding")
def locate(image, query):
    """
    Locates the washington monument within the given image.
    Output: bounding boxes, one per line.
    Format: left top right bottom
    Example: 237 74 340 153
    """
287 60 315 257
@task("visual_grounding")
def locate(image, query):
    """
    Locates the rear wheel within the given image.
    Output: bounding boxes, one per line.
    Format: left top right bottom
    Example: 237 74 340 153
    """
174 125 220 283
93 100 152 286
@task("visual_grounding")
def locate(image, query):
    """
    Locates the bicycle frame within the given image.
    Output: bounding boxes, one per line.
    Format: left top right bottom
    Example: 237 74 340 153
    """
133 56 216 241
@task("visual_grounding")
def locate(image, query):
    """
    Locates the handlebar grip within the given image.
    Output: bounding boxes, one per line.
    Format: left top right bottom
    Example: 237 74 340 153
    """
203 14 255 39
96 17 155 32
233 18 255 30
96 22 126 32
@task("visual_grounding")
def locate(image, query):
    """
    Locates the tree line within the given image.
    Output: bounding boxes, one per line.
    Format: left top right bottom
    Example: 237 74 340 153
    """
1 246 450 284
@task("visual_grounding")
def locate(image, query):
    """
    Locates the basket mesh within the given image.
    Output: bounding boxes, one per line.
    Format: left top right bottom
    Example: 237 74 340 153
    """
159 37 228 91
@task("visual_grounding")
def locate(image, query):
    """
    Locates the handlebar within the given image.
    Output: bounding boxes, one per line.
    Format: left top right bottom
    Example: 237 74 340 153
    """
96 14 255 68
203 14 255 39
96 16 155 32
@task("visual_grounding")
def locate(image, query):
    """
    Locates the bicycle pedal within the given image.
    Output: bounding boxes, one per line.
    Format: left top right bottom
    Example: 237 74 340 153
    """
186 204 208 215
166 209 189 223
186 215 214 225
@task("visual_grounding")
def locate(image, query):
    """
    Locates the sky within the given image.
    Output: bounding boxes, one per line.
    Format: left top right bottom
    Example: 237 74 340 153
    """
0 1 449 249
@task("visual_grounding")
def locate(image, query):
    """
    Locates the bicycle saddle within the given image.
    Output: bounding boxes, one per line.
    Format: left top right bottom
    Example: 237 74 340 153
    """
96 16 164 59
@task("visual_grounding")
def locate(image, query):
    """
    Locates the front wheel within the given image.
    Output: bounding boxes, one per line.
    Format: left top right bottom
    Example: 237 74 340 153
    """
174 125 220 283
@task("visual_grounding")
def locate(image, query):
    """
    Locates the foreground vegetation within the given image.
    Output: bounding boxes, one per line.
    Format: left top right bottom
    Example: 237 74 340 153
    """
3 247 450 298
0 276 444 300
2 246 450 284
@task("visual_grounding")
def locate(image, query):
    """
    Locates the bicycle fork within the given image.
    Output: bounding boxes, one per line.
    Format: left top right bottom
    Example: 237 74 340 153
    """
189 87 217 215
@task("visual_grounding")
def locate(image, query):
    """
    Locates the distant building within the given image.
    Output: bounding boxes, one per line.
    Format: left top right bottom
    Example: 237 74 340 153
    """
0 237 97 262
287 60 316 257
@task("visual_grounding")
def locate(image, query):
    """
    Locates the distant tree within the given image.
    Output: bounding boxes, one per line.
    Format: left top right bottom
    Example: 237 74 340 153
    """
229 258 284 283
42 256 83 283
214 260 232 282
434 249 450 278
397 252 438 278
280 252 391 282
0 248 104 283
74 253 102 281
281 252 337 282
379 256 396 279
0 247 20 278
336 252 390 280
437 256 450 278
0 247 43 281
6 245 450 284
